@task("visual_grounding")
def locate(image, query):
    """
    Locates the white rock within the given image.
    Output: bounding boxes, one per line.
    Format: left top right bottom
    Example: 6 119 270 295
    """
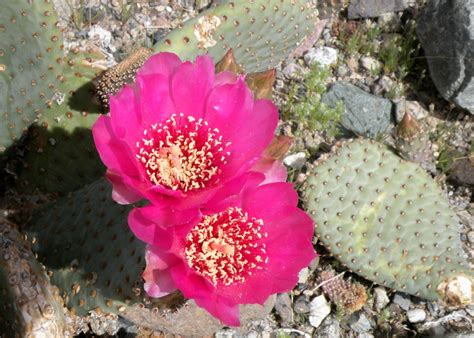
282 63 306 79
373 287 390 310
360 56 382 73
283 152 306 169
309 295 331 328
393 293 411 311
88 25 115 52
407 309 426 323
304 47 339 67
298 267 310 284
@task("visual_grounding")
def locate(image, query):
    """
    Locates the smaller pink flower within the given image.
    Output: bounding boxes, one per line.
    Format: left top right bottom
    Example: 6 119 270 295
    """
92 52 278 207
129 175 316 326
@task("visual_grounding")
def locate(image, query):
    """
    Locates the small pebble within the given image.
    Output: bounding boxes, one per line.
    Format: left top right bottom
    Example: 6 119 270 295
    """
304 47 338 67
294 295 310 314
309 295 331 328
407 309 426 323
393 293 411 311
373 287 390 310
283 152 306 170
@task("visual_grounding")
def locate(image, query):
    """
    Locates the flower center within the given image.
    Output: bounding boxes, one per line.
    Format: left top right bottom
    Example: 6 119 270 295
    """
184 207 268 286
136 114 231 192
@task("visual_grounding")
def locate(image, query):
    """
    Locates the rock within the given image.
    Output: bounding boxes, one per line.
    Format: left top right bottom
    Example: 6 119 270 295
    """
315 315 341 338
88 25 115 52
373 287 390 311
322 82 394 138
282 63 306 79
304 47 339 67
448 158 474 186
283 152 307 169
309 295 331 328
417 1 474 113
393 293 411 311
395 99 430 122
298 267 310 284
348 0 410 19
294 295 311 314
360 56 382 73
349 313 373 333
467 231 474 244
407 309 426 323
378 12 401 32
427 301 441 317
275 293 293 324
378 75 395 93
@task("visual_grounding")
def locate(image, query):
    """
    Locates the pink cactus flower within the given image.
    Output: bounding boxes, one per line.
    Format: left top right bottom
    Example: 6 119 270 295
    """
129 176 316 326
92 52 279 207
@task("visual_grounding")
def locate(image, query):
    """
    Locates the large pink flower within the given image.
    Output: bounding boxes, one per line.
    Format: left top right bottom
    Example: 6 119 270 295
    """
92 53 278 207
128 174 316 326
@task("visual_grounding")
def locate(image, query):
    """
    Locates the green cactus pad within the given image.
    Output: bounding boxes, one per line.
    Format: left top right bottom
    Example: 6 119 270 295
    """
12 50 106 195
304 139 472 300
154 0 341 72
26 178 149 317
0 0 64 153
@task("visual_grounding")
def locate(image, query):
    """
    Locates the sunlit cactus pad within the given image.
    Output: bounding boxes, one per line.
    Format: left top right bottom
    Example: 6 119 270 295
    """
154 0 328 72
0 0 64 153
12 50 106 195
304 139 472 300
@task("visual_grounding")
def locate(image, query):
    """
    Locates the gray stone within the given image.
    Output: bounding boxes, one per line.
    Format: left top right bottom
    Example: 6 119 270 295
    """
407 309 426 323
373 287 390 311
449 158 474 186
316 315 341 338
393 293 411 311
275 293 293 324
309 295 331 328
468 231 474 244
282 63 306 80
378 75 395 93
304 47 339 67
322 82 394 138
294 295 311 314
349 313 373 333
348 0 409 19
417 1 474 113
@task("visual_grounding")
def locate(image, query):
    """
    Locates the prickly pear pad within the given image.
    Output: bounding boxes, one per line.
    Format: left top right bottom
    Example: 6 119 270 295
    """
304 139 472 300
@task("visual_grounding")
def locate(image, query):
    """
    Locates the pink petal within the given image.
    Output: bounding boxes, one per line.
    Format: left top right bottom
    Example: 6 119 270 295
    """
242 182 299 219
137 52 182 77
204 77 253 138
220 99 279 180
194 296 240 326
169 261 214 300
108 85 141 142
171 55 215 117
135 73 176 127
203 172 265 213
92 115 140 177
143 246 180 298
107 170 143 204
251 159 288 185
128 205 199 247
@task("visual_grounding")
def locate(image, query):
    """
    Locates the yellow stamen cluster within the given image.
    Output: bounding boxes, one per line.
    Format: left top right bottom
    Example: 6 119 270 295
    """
185 207 268 286
136 114 231 192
